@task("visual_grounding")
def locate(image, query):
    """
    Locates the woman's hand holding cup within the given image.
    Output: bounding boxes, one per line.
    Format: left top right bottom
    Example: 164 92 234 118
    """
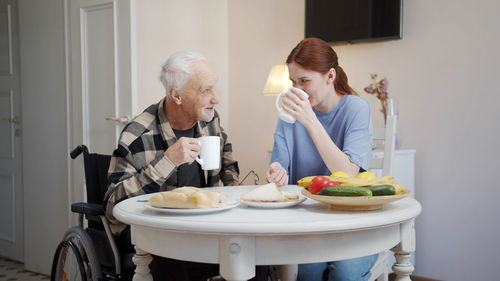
276 87 311 124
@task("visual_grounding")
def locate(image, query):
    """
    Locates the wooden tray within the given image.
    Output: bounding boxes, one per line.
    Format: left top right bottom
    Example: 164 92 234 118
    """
301 188 411 211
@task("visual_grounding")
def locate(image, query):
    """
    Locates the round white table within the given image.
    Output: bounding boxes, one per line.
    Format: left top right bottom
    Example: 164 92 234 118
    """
113 185 421 281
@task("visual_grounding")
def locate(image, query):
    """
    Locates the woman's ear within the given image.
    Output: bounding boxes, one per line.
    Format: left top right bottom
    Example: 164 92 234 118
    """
327 68 336 84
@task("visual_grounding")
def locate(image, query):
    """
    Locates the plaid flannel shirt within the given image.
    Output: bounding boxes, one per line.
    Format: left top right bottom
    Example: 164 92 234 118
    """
105 98 239 233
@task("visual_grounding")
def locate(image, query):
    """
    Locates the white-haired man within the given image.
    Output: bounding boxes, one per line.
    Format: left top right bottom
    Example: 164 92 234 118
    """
105 51 268 281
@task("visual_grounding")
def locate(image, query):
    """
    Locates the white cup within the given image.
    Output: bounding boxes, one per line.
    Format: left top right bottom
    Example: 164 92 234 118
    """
275 87 309 123
195 136 220 170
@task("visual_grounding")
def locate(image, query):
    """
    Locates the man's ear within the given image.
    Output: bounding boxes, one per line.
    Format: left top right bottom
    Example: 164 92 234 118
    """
170 88 182 105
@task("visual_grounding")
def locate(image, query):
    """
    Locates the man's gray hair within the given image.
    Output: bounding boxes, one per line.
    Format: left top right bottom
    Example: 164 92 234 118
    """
159 51 208 100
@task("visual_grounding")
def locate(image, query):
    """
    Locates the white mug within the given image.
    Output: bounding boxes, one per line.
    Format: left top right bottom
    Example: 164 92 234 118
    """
195 136 220 170
275 87 309 123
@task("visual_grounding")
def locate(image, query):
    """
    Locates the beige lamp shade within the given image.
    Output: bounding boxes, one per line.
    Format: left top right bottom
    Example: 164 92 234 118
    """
263 64 292 96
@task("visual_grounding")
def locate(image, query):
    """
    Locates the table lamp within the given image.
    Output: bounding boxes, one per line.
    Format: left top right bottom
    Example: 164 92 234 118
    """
262 64 292 96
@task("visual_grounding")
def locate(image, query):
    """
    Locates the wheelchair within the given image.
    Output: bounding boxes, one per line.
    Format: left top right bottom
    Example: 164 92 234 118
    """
51 145 135 281
51 145 277 281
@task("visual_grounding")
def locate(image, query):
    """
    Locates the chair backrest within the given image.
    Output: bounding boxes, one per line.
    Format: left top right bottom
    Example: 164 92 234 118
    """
369 114 397 176
83 151 112 205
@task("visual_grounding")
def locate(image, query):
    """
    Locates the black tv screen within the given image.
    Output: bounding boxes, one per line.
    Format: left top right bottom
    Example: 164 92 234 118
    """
305 0 402 44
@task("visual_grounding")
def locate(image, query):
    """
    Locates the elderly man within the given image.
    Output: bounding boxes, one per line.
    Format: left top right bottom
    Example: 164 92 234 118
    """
104 51 267 281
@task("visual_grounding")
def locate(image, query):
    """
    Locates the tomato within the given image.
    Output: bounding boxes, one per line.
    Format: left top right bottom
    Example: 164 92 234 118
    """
309 176 340 194
309 176 329 194
328 180 340 187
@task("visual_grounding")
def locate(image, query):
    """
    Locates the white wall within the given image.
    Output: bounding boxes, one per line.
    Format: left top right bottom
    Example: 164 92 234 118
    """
335 1 500 279
227 0 305 184
226 0 500 280
135 0 229 128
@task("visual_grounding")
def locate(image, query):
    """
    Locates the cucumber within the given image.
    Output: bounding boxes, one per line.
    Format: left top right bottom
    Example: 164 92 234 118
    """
367 185 396 196
318 186 372 197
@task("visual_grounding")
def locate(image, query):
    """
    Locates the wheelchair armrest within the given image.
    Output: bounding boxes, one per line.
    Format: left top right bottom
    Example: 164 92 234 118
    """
71 202 104 216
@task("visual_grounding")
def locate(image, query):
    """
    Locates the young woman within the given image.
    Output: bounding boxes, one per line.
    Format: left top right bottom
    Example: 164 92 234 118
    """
266 38 377 281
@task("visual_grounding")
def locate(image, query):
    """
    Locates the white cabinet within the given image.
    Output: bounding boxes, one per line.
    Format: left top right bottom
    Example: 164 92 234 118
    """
370 149 416 272
370 149 416 196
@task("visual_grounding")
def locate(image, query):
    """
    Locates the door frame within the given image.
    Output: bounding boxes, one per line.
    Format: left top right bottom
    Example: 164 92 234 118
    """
18 0 135 274
0 0 23 262
66 0 136 219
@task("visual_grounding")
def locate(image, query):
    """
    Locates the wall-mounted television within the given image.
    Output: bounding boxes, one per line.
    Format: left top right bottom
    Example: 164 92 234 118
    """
305 0 403 45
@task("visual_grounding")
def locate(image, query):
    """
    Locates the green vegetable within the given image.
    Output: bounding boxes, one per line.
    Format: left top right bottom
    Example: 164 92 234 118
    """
318 186 372 197
367 185 396 196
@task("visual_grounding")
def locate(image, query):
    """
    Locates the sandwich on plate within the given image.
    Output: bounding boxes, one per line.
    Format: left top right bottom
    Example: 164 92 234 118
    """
240 183 299 202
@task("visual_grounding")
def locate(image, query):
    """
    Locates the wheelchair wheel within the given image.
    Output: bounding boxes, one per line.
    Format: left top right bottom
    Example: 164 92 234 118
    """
51 239 87 281
52 226 103 281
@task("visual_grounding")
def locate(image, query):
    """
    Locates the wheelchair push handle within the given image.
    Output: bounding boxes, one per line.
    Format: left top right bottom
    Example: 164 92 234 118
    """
70 145 89 159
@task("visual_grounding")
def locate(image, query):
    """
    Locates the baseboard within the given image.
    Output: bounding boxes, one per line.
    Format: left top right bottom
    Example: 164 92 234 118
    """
389 273 443 281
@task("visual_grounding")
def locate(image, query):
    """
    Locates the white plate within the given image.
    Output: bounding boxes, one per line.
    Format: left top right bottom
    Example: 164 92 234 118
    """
144 200 239 215
239 197 306 209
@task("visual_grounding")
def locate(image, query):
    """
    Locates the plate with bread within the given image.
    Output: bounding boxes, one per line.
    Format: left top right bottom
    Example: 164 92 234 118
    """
239 183 306 209
146 186 239 214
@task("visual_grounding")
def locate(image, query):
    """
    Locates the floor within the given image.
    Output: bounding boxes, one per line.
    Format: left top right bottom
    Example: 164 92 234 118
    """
0 257 49 281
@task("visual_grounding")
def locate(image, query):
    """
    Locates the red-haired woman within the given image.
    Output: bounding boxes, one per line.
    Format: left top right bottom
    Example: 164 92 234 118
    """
266 38 377 281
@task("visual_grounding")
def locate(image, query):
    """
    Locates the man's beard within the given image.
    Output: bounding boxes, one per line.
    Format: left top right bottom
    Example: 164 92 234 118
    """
200 110 215 122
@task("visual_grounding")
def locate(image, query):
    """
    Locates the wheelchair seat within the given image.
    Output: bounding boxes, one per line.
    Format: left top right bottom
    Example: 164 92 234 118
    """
51 145 135 281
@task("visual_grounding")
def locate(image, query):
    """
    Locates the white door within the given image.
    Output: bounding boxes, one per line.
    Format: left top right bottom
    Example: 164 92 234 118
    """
0 0 23 261
69 0 136 204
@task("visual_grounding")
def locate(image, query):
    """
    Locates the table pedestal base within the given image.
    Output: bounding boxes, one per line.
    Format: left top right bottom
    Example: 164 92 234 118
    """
219 236 255 281
392 251 414 281
391 220 416 281
132 247 153 281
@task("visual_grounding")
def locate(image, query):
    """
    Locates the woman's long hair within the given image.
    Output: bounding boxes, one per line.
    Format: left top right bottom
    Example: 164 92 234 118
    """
286 37 357 96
